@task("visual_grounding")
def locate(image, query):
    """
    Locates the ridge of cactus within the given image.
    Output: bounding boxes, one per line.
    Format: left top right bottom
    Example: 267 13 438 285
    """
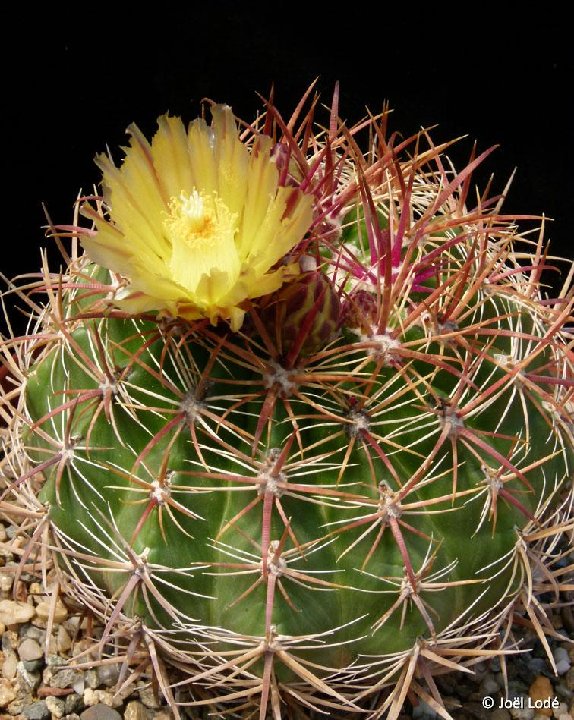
1 89 573 720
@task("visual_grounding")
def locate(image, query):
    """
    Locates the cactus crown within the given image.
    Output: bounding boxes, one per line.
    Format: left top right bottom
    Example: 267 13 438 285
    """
1 90 573 719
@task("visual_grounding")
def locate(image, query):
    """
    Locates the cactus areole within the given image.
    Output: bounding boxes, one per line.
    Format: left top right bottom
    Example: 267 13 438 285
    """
2 96 573 719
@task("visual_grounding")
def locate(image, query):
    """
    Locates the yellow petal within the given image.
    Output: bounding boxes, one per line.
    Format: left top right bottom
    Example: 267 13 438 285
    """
150 115 194 202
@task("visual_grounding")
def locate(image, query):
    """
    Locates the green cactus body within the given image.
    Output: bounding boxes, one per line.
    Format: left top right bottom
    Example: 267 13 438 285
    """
23 257 573 680
3 101 573 718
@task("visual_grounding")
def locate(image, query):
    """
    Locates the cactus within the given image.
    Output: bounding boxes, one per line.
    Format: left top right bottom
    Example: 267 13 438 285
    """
1 93 573 719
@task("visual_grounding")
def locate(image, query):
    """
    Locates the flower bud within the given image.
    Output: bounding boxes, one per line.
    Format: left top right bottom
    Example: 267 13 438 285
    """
259 270 340 357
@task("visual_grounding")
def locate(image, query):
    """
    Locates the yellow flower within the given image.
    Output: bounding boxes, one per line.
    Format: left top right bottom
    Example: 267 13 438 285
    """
81 105 313 330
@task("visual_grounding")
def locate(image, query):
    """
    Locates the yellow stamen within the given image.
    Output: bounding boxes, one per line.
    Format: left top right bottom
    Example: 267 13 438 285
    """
164 190 239 294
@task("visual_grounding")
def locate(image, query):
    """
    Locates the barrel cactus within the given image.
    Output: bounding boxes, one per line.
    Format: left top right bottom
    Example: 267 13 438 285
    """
1 92 573 719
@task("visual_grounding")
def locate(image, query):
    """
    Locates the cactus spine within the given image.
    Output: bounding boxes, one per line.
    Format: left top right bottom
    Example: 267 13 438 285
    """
1 95 573 719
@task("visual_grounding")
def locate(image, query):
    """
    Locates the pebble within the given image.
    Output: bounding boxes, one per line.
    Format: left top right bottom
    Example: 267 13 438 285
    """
47 666 84 691
2 629 16 651
137 685 160 709
97 664 119 688
412 700 439 718
55 625 72 653
482 676 501 694
0 677 16 708
64 693 83 714
527 658 551 678
18 638 43 663
0 574 13 593
492 710 512 720
2 648 18 679
0 599 35 625
510 696 535 719
24 624 47 644
28 582 43 600
123 701 147 720
83 688 117 708
17 661 42 692
530 676 556 718
22 700 51 720
555 648 572 676
0 522 7 541
45 695 66 719
7 692 35 716
85 669 99 690
35 599 68 623
80 704 122 720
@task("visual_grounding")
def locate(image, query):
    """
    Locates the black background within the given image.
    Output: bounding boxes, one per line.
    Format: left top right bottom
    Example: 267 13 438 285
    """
4 6 572 315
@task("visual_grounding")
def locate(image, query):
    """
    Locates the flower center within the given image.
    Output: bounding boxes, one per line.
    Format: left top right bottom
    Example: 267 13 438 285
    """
163 190 239 295
165 191 220 250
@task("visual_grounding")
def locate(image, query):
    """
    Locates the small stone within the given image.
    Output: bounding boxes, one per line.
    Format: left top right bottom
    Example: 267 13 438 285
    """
454 682 473 700
556 682 572 702
80 704 122 720
555 648 572 676
7 692 34 716
0 523 7 541
492 709 512 720
73 638 94 654
17 661 41 692
23 658 45 672
0 575 13 593
46 695 66 719
2 649 18 679
0 677 16 708
529 676 555 718
152 714 172 720
124 701 147 720
138 684 160 709
555 704 569 718
35 599 68 623
473 661 487 677
18 638 43 662
565 667 574 691
64 692 83 714
527 658 550 676
56 625 72 653
48 666 84 690
22 700 51 720
23 624 46 643
2 629 17 651
83 688 116 708
412 699 439 718
0 599 35 625
85 669 99 689
482 676 501 694
509 696 535 720
46 653 67 668
96 664 119 688
28 582 43 600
